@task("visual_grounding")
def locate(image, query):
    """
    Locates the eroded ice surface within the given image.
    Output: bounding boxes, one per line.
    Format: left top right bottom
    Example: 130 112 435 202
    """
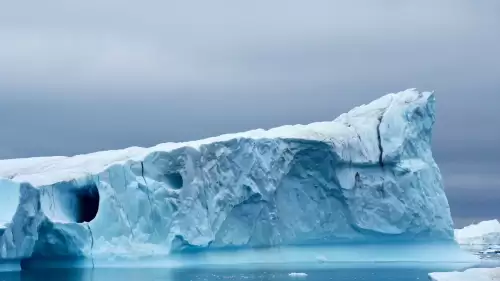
430 267 500 281
0 89 456 264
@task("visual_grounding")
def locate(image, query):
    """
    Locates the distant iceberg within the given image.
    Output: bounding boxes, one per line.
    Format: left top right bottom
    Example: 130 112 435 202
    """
455 220 500 246
0 89 458 266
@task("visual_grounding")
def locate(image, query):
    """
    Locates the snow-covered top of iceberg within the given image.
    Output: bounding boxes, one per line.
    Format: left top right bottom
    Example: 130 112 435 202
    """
429 267 500 281
455 220 500 245
0 88 432 187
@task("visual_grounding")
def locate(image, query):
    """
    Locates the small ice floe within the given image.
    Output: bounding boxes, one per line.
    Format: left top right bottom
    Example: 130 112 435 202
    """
481 245 500 255
289 272 308 278
316 255 328 263
483 248 500 255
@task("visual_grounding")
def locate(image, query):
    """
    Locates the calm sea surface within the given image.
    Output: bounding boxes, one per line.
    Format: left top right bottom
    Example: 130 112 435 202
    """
1 245 498 281
0 265 479 281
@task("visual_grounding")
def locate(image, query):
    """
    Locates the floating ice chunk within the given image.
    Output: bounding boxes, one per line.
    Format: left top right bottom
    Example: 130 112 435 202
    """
289 272 308 278
316 255 328 263
429 267 500 281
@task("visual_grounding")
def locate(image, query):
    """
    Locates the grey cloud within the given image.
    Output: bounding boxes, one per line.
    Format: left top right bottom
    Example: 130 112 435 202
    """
1 0 500 95
447 184 500 228
0 0 499 223
440 161 500 227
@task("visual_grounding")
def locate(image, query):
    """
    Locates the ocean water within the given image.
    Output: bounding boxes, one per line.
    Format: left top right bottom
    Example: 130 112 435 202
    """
0 266 474 281
1 243 496 281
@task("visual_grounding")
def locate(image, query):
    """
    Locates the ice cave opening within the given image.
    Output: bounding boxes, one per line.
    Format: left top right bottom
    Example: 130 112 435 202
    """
41 181 100 224
73 183 99 223
165 172 183 189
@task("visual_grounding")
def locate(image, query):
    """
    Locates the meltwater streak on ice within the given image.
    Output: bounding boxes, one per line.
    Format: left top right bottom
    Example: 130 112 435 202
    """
0 89 467 267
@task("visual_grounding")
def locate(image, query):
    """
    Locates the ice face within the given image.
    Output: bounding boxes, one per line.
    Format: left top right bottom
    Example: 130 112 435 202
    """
0 179 20 230
0 89 455 263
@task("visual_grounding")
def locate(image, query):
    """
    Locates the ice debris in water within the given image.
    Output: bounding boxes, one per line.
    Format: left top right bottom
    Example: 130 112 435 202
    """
289 273 308 278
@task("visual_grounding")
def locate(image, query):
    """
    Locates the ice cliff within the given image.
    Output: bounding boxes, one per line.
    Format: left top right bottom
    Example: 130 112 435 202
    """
0 89 454 263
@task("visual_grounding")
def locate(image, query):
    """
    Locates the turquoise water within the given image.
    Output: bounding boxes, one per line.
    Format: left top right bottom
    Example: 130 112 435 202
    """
1 244 495 280
0 266 473 281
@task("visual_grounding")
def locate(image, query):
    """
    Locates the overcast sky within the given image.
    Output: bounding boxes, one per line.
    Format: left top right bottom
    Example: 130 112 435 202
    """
0 0 499 227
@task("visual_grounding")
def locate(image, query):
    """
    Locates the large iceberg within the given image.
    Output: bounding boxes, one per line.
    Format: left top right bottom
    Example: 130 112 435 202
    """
0 89 455 264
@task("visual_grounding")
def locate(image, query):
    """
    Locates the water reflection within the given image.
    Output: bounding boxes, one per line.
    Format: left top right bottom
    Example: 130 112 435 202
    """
0 266 478 281
0 243 495 281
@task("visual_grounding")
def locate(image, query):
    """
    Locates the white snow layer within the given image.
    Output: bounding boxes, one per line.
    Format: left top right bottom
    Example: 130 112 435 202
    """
0 89 455 262
455 220 500 246
429 267 500 281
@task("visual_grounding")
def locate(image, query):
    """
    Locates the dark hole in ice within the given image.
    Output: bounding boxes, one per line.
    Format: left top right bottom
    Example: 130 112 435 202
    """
165 172 183 189
74 183 100 223
40 181 100 224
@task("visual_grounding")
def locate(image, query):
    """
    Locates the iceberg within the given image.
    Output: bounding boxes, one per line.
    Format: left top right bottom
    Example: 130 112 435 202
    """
455 220 500 257
429 267 500 281
0 89 456 265
455 220 500 246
